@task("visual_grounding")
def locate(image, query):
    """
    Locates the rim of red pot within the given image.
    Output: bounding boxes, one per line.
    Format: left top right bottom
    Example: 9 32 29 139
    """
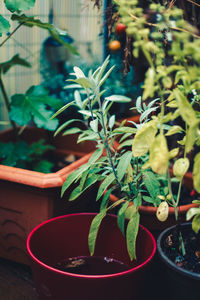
27 213 156 279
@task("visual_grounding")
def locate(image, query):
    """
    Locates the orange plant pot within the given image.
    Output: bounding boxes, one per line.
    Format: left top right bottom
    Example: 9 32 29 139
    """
0 127 97 265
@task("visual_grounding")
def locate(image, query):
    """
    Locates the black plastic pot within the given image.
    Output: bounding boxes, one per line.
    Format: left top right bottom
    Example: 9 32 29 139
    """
157 223 200 300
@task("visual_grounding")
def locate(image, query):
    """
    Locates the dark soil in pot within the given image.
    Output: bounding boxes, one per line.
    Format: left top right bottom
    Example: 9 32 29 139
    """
162 224 200 273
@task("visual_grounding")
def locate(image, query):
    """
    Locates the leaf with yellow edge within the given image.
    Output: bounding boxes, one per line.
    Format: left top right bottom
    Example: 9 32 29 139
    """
173 158 190 180
132 120 157 157
173 89 197 126
193 153 200 193
149 134 169 174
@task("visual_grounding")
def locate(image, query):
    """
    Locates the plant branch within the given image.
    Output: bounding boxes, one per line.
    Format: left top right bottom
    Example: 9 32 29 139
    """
0 23 24 47
129 12 200 39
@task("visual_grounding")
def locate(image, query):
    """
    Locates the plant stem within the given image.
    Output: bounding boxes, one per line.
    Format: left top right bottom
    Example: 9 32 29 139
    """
0 23 24 47
0 75 18 138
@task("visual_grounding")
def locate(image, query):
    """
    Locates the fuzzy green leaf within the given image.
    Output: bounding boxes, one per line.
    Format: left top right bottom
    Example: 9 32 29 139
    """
5 0 35 12
88 210 107 256
132 120 157 157
117 201 129 235
193 153 200 193
117 151 133 181
149 134 169 174
105 95 131 103
96 173 116 201
0 15 10 36
0 54 31 73
126 211 140 261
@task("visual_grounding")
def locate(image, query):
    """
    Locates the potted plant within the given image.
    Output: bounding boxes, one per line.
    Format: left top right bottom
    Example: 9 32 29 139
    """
0 0 97 265
27 56 156 299
115 0 200 297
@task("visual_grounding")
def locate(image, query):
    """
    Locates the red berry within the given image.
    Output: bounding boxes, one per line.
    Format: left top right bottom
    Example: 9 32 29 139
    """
115 23 126 35
190 189 195 197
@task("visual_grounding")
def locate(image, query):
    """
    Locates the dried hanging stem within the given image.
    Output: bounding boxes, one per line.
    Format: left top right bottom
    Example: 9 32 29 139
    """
129 11 200 39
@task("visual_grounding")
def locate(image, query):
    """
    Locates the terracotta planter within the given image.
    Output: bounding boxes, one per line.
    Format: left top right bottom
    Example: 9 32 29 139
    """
27 213 156 300
156 223 200 300
0 127 96 265
109 172 197 234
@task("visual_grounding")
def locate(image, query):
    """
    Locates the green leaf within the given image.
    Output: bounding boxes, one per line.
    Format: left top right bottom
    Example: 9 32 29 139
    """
62 128 82 136
50 101 75 120
100 188 112 210
0 15 10 36
99 65 115 87
132 120 157 157
149 134 169 174
193 153 200 193
54 119 84 136
69 175 99 201
71 77 95 90
96 173 116 201
126 211 140 261
117 201 129 235
165 125 183 136
174 89 197 126
117 151 133 181
96 56 110 82
173 158 190 180
113 127 137 134
143 68 155 100
5 0 36 12
88 210 107 256
88 148 103 165
61 163 90 197
186 207 200 221
192 214 200 234
0 54 31 74
73 66 85 78
104 95 131 103
143 171 160 199
90 119 98 132
169 148 179 159
33 105 59 131
109 115 115 129
11 14 78 55
74 90 83 108
185 121 200 154
33 160 53 173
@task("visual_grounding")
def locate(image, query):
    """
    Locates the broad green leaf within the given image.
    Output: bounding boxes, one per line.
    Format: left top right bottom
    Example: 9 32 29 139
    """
33 105 59 131
174 89 197 126
109 115 115 129
62 128 82 136
173 158 189 180
126 211 140 260
149 134 169 174
73 66 85 78
61 163 90 196
117 151 133 181
143 68 155 100
74 90 83 108
192 214 200 234
105 95 131 103
33 160 53 173
193 153 200 193
90 119 98 132
117 201 129 235
96 173 116 201
88 210 107 256
132 120 157 157
100 188 112 210
169 148 179 159
5 0 35 12
54 119 84 136
165 125 183 136
186 207 200 221
50 101 75 119
185 121 199 153
113 127 137 134
88 148 103 165
99 65 115 87
0 54 31 73
0 15 10 36
143 171 160 199
69 175 99 201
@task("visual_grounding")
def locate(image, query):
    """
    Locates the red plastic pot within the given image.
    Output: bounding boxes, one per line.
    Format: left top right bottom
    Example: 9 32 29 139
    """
27 213 156 300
